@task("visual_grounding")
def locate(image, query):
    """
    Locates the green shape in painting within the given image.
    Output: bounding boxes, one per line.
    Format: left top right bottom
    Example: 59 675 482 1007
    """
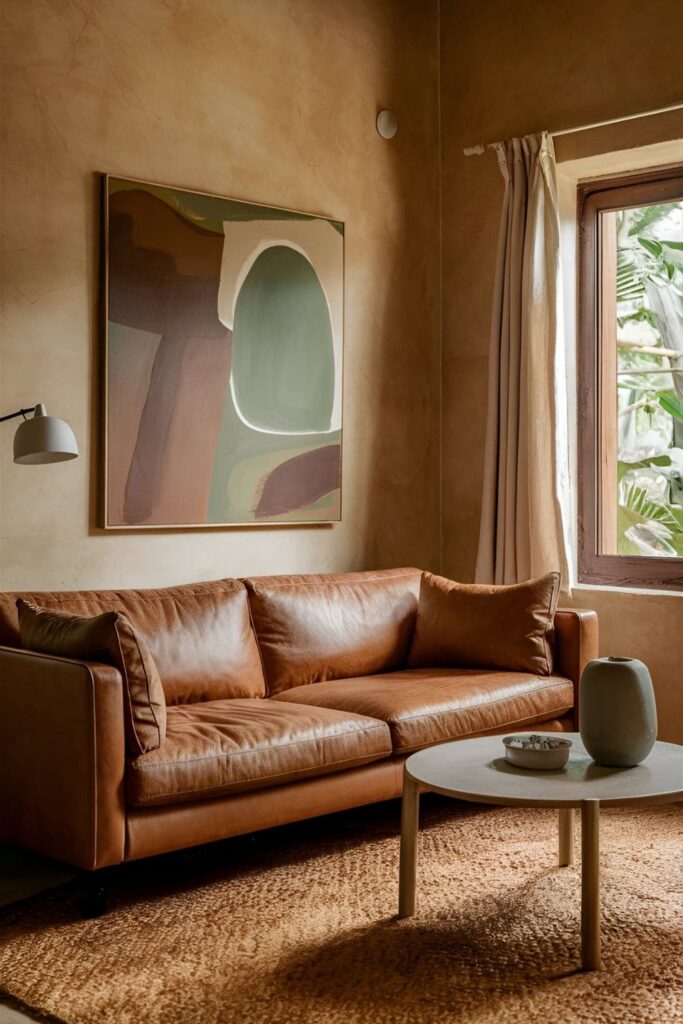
232 245 335 433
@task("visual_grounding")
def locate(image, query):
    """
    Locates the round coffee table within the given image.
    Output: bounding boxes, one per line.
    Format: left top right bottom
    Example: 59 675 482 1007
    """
398 733 683 971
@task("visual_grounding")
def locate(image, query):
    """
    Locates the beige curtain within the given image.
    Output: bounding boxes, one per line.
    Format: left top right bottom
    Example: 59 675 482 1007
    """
475 132 572 589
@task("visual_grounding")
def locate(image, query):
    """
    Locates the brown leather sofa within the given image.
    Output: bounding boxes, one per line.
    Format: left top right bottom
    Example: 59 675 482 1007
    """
0 568 597 874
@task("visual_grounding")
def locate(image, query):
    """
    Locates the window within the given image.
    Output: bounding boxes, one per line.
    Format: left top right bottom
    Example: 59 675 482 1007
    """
578 166 683 590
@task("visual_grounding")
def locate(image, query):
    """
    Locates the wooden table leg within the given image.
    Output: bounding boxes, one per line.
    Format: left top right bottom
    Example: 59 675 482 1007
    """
398 770 420 918
558 807 574 866
581 799 601 970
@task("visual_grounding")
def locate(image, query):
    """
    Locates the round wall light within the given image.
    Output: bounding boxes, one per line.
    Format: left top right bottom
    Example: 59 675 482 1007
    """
376 110 398 140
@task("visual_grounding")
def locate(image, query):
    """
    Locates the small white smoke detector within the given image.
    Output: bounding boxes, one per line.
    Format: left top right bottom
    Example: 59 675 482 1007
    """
376 110 398 140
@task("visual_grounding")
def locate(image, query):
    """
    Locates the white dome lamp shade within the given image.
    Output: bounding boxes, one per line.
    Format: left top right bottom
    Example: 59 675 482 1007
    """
2 404 79 465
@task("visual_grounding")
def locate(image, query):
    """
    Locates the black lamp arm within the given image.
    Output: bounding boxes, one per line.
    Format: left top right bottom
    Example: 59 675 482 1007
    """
0 407 37 424
0 405 38 421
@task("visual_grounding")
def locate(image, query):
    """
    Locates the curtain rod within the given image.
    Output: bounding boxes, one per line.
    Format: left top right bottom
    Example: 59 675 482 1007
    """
462 99 683 156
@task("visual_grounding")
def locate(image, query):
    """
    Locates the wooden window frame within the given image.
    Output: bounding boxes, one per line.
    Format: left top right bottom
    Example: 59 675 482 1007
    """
577 165 683 591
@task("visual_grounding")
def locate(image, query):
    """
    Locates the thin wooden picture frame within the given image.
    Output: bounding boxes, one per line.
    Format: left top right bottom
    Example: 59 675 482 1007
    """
100 174 345 531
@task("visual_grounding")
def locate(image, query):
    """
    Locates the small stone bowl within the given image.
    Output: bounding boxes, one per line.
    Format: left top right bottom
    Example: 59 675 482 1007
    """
503 734 572 771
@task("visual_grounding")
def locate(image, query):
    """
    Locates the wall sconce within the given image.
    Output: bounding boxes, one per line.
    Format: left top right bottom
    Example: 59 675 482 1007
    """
376 110 398 140
1 404 79 464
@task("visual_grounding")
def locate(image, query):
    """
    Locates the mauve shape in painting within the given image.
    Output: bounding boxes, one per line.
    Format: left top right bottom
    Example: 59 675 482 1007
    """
255 444 341 517
108 189 229 525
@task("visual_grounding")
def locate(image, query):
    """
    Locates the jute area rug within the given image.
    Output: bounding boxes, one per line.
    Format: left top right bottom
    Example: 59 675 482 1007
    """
0 798 681 1024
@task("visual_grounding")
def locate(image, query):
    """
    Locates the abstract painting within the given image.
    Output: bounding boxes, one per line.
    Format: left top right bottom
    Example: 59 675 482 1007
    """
102 176 343 528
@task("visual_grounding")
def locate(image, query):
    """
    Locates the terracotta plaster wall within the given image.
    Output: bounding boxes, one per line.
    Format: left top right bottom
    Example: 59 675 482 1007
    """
0 0 440 589
440 0 683 741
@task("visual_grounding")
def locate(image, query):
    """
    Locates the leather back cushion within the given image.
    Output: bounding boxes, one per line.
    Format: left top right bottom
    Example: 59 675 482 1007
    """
0 580 265 704
17 600 166 755
243 568 422 694
408 571 560 675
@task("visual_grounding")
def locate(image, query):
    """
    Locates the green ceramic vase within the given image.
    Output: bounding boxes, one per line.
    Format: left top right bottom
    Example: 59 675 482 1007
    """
579 657 657 767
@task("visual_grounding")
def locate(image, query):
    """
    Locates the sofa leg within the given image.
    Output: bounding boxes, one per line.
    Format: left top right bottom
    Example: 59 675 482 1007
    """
77 870 110 919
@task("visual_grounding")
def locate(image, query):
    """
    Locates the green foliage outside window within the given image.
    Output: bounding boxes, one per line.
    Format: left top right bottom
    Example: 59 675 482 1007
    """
615 201 683 557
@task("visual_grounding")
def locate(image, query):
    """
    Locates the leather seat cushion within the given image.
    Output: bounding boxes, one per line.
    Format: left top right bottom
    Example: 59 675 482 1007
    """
272 669 574 753
126 699 392 807
242 568 421 694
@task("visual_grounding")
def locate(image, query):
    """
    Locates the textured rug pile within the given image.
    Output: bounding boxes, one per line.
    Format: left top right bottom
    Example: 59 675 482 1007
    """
0 798 681 1024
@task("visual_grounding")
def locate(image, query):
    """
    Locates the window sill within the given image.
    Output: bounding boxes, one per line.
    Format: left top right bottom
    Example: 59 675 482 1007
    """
573 581 683 599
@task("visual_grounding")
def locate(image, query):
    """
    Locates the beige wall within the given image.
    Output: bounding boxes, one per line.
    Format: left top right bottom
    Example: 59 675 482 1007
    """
0 0 441 589
440 0 683 741
2 1 681 736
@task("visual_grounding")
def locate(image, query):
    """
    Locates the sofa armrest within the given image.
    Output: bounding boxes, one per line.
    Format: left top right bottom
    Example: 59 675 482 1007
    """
0 645 126 870
553 609 599 727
